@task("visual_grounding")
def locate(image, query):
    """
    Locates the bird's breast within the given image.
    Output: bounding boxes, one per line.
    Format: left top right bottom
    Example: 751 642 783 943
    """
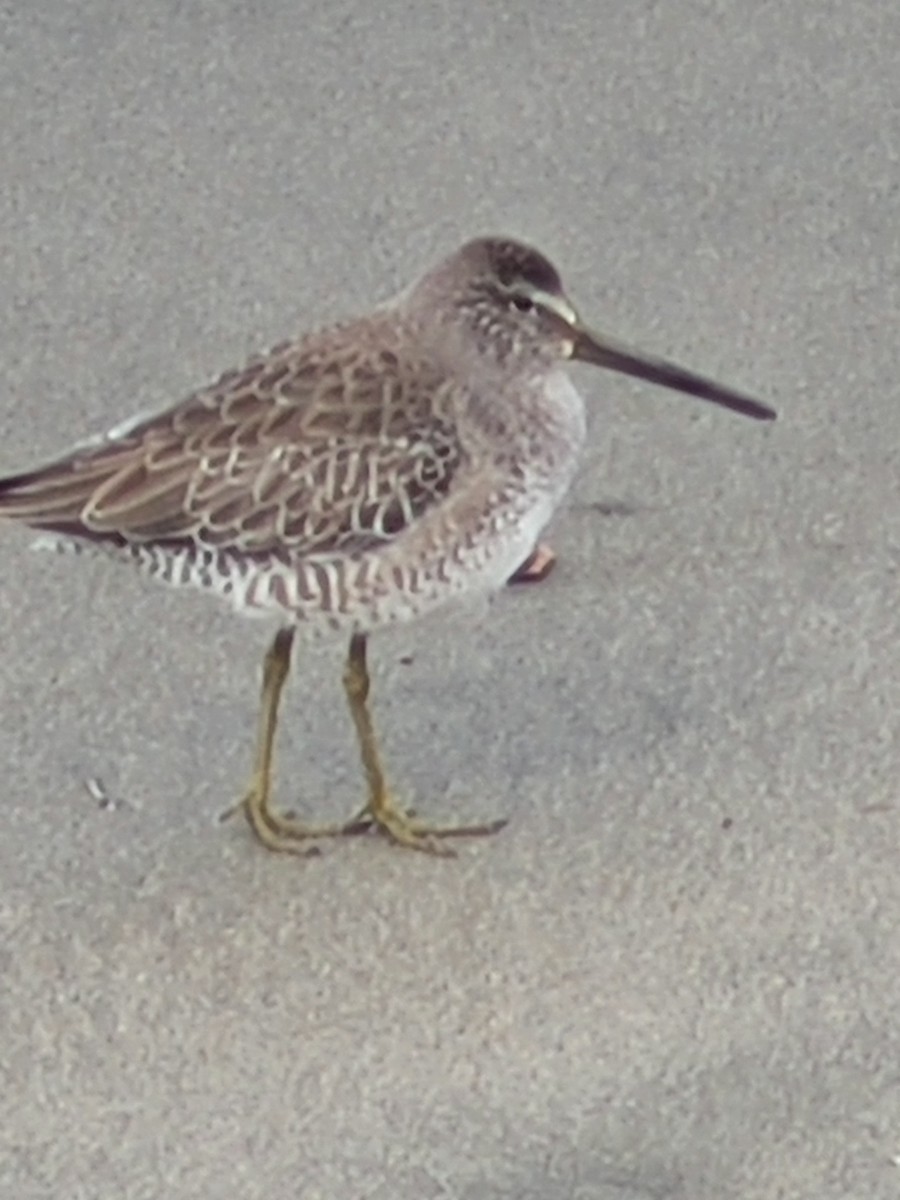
464 366 587 479
535 367 588 469
499 368 587 507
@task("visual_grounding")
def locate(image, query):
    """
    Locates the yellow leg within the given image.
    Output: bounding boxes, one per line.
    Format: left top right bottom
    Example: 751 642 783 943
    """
222 628 342 854
221 629 507 856
340 633 507 855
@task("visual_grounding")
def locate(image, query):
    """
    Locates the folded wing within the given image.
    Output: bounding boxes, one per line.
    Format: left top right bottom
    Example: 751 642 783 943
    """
0 326 464 559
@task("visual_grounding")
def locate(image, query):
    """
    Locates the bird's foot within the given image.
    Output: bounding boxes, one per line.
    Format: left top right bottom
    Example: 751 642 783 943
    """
221 772 508 858
220 777 328 856
507 541 556 584
340 794 508 856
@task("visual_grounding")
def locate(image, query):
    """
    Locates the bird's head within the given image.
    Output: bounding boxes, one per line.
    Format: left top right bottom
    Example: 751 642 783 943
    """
414 236 776 421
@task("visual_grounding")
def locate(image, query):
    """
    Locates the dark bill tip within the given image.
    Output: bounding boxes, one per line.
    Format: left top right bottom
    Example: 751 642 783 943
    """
572 327 776 422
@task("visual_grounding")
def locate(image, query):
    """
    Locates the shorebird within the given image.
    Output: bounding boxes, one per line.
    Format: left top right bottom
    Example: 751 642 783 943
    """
0 237 775 856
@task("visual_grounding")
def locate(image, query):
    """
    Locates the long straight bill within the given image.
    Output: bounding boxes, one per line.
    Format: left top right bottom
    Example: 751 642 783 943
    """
571 326 776 421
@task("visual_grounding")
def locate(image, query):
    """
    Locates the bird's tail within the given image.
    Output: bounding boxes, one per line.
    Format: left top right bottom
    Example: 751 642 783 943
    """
0 444 135 538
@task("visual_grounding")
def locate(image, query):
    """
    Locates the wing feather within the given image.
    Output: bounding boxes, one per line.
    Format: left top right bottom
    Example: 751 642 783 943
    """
0 317 466 557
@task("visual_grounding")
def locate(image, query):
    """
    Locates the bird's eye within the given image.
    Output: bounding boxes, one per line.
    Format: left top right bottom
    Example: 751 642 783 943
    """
511 294 534 313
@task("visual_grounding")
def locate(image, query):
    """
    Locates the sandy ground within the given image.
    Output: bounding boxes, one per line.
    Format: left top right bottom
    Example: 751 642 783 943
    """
1 3 898 1198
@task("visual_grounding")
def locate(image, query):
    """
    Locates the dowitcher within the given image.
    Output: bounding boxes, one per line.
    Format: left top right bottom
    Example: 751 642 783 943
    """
0 237 775 856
